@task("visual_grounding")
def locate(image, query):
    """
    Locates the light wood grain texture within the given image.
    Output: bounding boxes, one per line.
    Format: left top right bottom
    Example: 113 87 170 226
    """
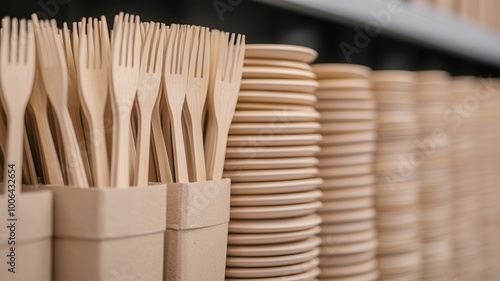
0 17 36 194
109 13 141 187
183 26 210 182
77 17 111 188
28 67 64 185
163 24 190 183
133 22 165 186
61 22 93 186
151 85 173 183
205 31 245 180
32 16 89 187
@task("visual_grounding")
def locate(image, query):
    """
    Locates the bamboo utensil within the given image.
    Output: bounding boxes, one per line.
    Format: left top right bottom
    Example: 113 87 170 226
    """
28 66 64 185
77 17 111 188
183 26 210 182
0 17 36 195
31 16 89 188
61 22 94 186
109 12 141 187
151 85 173 183
163 24 190 183
133 22 165 186
205 32 245 180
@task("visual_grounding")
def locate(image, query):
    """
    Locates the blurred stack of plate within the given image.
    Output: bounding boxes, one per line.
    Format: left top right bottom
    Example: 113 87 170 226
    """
312 64 379 281
224 44 322 281
371 71 422 280
477 78 500 281
450 77 483 281
415 71 453 281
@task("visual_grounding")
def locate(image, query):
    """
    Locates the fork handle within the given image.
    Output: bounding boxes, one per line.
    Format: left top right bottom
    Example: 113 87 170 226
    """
152 109 173 183
171 117 189 183
110 111 132 188
89 120 110 188
33 111 64 185
60 109 90 188
3 117 24 196
134 113 153 186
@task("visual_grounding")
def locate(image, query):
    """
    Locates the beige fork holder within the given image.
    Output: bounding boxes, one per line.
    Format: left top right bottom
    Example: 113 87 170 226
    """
43 184 167 281
164 179 231 281
0 186 52 281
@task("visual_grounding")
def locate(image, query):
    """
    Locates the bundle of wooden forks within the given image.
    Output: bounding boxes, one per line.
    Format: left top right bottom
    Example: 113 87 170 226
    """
0 12 245 190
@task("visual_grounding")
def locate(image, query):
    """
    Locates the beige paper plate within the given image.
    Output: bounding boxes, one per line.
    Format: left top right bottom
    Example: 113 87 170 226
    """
236 103 316 112
320 131 377 145
243 66 316 80
318 153 374 167
320 239 378 255
232 110 319 122
319 259 376 278
320 220 375 235
227 134 322 147
226 237 321 257
225 267 320 281
231 177 323 195
244 44 318 63
320 197 374 212
313 64 371 79
371 70 416 84
229 122 321 135
320 174 376 189
225 145 320 159
322 185 375 201
319 110 377 122
225 258 319 278
319 164 373 179
315 100 376 110
319 250 376 267
224 167 319 183
320 208 376 224
319 230 376 245
319 79 371 90
226 248 320 268
244 59 313 71
318 270 378 281
225 156 318 170
238 91 317 105
230 201 322 219
229 214 322 234
228 226 321 245
240 79 319 93
316 90 373 100
230 190 322 206
319 142 376 157
320 122 377 133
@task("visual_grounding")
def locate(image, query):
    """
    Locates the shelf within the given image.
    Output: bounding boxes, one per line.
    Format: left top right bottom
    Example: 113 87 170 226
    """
254 0 500 67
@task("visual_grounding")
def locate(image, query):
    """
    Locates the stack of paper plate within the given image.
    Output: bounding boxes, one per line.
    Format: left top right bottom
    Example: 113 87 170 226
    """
371 71 422 280
312 63 379 281
476 79 500 281
450 77 483 281
415 71 453 281
224 44 322 280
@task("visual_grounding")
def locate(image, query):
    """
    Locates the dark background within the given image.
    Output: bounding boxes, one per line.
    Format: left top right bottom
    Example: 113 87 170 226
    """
1 0 498 77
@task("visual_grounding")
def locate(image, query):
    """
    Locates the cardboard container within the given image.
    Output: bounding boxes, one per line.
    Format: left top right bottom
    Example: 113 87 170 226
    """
0 187 52 281
164 179 231 281
43 184 167 281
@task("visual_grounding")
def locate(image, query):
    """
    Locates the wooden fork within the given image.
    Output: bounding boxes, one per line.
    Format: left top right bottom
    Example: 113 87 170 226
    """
183 26 210 182
31 15 89 187
163 24 191 183
0 17 36 194
133 22 165 186
109 13 141 188
77 17 111 188
205 32 245 180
